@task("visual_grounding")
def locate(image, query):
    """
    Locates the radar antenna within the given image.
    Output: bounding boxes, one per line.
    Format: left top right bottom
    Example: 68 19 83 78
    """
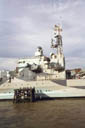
54 25 62 36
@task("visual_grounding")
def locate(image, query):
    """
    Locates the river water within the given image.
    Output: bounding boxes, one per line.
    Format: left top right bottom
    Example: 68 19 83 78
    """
0 99 85 128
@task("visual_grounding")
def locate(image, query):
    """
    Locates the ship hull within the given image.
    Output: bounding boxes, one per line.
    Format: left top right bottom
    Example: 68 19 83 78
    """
0 88 85 100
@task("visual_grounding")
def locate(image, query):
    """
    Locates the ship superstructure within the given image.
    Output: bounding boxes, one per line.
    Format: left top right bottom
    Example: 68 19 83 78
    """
17 25 66 81
1 25 85 101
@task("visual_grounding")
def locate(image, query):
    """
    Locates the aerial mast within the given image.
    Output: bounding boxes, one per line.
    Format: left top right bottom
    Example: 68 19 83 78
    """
51 25 63 55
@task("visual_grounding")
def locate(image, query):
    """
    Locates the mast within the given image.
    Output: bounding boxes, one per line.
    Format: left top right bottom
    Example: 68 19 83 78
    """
51 25 63 55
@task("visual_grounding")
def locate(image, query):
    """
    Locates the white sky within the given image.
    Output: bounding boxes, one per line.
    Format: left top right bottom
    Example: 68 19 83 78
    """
0 0 85 70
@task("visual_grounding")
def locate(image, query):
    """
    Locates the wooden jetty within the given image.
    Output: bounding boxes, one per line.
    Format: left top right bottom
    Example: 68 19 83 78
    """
13 88 35 103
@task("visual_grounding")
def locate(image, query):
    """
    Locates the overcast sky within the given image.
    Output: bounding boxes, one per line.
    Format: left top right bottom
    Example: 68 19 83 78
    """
0 0 85 70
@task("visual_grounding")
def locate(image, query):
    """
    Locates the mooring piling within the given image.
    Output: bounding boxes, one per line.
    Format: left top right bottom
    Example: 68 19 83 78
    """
13 87 35 103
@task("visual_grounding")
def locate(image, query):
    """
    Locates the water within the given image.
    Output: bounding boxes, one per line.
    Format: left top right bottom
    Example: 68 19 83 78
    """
0 99 85 128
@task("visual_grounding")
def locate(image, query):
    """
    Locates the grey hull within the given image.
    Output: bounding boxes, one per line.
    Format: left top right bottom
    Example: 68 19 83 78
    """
0 88 85 100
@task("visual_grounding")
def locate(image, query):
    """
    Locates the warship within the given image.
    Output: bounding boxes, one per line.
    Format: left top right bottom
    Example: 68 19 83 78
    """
0 25 85 101
17 25 66 82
